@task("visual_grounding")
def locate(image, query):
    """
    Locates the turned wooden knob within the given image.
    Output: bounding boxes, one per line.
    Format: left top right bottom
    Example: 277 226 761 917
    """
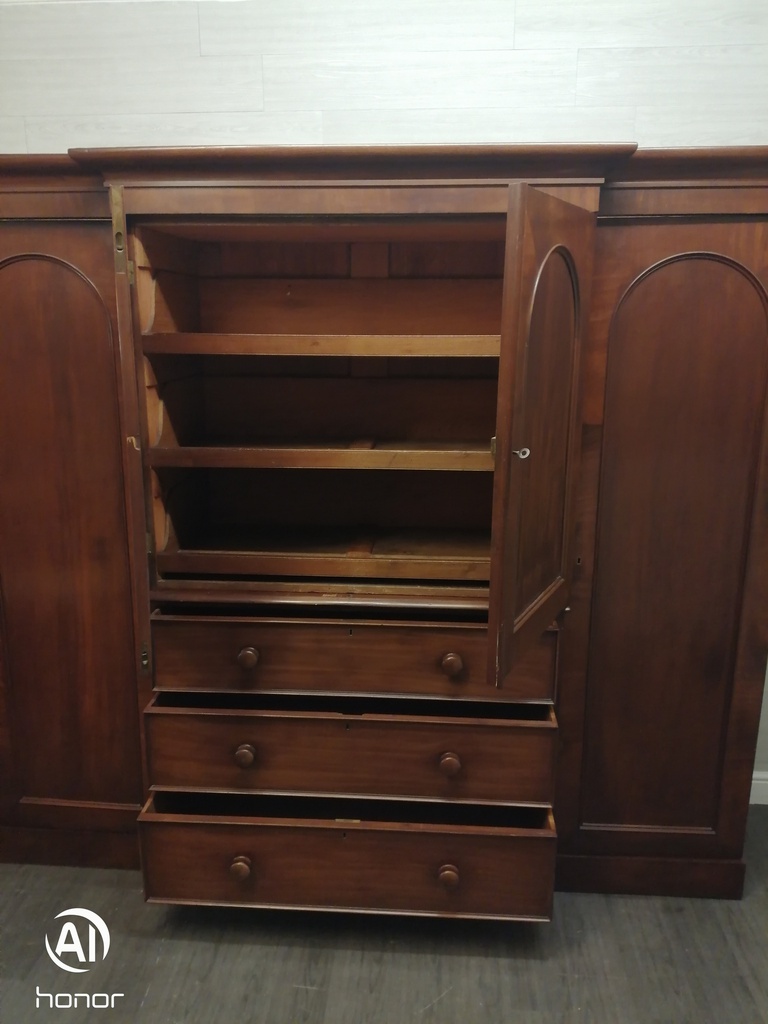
438 751 462 777
438 863 460 890
233 743 256 769
237 646 260 671
440 652 464 678
229 855 252 882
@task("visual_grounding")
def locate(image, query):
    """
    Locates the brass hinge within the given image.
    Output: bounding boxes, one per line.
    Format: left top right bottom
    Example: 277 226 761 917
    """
127 259 135 286
146 531 154 555
490 435 497 460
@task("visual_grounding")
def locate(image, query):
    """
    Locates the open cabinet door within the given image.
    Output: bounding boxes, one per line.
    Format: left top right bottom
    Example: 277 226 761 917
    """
488 184 594 688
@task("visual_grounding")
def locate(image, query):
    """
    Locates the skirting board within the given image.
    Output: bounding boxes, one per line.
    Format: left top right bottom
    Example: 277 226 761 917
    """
750 771 768 805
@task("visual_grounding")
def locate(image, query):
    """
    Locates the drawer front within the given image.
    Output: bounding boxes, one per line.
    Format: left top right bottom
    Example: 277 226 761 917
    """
144 704 557 804
139 799 556 920
151 616 556 700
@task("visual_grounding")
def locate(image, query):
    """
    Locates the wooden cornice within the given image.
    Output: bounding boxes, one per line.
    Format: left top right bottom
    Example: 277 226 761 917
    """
67 143 639 183
610 147 768 183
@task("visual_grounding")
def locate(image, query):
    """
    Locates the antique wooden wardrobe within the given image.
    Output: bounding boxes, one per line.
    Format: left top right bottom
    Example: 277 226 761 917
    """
0 145 766 918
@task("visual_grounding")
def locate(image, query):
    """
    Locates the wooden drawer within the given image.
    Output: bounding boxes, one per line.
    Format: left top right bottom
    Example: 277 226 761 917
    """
144 694 557 805
139 793 556 920
151 614 557 701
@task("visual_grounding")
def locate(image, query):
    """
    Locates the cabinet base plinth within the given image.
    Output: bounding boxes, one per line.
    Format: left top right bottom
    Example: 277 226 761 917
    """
556 853 746 900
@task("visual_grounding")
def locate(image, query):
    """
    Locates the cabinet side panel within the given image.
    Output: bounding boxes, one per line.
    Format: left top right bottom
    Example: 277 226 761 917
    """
582 254 768 830
0 231 142 811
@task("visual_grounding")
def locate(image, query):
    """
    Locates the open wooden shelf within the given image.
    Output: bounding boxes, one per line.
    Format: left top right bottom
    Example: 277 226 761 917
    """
142 332 502 358
156 527 491 582
149 578 491 612
146 441 495 472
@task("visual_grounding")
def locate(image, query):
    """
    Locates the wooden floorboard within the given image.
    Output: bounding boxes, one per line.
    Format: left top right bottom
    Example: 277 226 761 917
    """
1 806 767 1023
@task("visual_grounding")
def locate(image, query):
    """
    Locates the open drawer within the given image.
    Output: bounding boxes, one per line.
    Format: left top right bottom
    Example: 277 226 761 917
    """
139 792 556 921
144 693 557 805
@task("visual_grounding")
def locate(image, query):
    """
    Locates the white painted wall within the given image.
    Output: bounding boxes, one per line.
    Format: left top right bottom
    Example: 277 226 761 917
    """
0 0 767 150
752 683 768 804
0 0 766 797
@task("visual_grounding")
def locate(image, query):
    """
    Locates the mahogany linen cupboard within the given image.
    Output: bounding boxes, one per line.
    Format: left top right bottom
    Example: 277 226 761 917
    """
0 146 766 913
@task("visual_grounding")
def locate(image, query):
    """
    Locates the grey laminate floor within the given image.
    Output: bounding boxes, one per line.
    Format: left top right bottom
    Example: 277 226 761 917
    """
2 808 767 1024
